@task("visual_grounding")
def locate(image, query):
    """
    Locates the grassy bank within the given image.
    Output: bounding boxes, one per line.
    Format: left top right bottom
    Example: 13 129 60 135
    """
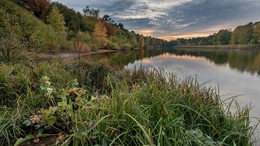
0 58 258 145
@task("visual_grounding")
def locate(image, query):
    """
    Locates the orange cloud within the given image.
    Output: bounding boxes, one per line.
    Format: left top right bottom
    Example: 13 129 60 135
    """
134 29 216 41
157 32 215 41
135 29 159 37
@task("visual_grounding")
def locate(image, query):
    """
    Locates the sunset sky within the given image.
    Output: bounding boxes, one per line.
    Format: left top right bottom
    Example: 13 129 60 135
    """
54 0 260 40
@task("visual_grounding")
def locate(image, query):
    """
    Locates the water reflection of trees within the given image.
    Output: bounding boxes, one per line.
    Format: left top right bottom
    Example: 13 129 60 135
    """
94 49 164 67
91 49 260 76
173 50 260 76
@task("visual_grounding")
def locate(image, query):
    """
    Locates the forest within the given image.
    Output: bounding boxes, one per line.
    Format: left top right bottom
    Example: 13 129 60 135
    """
172 22 260 46
0 0 166 61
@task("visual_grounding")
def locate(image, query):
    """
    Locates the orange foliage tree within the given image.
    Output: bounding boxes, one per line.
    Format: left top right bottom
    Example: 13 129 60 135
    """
93 21 108 48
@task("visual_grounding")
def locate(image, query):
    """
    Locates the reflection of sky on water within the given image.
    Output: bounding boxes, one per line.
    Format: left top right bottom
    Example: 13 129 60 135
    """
126 53 260 120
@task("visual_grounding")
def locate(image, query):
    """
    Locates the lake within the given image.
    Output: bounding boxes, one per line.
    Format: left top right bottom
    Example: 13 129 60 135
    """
96 48 260 138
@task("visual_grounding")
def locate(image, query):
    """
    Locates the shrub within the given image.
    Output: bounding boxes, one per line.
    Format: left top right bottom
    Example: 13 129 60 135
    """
0 30 26 61
121 43 132 50
107 42 120 50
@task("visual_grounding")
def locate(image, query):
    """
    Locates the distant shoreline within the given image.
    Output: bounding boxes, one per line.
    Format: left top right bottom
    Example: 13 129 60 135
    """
174 45 260 51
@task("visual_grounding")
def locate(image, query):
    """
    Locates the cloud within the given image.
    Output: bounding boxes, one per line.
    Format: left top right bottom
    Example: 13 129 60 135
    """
114 0 193 19
150 0 260 37
53 0 260 40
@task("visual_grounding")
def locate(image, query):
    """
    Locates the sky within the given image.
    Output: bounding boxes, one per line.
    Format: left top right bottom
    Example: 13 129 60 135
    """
53 0 260 40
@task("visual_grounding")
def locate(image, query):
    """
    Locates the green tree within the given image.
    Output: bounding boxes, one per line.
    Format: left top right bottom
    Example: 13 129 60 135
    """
52 2 80 32
127 31 137 48
230 27 241 45
46 5 66 51
217 30 231 45
102 15 115 24
81 16 99 33
118 23 124 30
47 5 66 32
144 36 151 46
238 23 254 44
0 4 26 60
253 23 260 44
107 28 128 49
139 35 144 49
0 29 25 61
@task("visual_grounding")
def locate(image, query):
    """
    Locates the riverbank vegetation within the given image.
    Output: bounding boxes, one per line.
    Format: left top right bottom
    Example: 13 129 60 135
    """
0 57 257 145
0 0 166 61
172 22 260 46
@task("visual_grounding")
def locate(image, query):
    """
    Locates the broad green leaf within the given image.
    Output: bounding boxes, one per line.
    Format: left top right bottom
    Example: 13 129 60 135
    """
45 116 57 126
41 108 52 117
59 89 68 100
14 135 35 146
41 108 57 126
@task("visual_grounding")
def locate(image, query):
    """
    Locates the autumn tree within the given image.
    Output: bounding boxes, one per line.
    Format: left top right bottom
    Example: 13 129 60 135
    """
139 35 144 49
93 21 108 48
102 21 116 36
15 0 50 19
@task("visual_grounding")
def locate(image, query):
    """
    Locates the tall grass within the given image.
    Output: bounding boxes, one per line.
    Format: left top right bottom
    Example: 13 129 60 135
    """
0 58 114 145
0 59 257 145
95 68 255 146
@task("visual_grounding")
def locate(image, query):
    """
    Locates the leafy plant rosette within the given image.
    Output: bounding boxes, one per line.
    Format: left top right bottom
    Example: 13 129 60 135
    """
39 76 86 129
15 76 87 145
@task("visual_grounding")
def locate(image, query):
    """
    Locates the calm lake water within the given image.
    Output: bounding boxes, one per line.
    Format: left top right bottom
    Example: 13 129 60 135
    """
97 48 260 138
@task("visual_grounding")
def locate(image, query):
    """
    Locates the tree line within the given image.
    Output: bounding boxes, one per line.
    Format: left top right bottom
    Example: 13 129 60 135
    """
0 0 167 61
172 22 260 46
